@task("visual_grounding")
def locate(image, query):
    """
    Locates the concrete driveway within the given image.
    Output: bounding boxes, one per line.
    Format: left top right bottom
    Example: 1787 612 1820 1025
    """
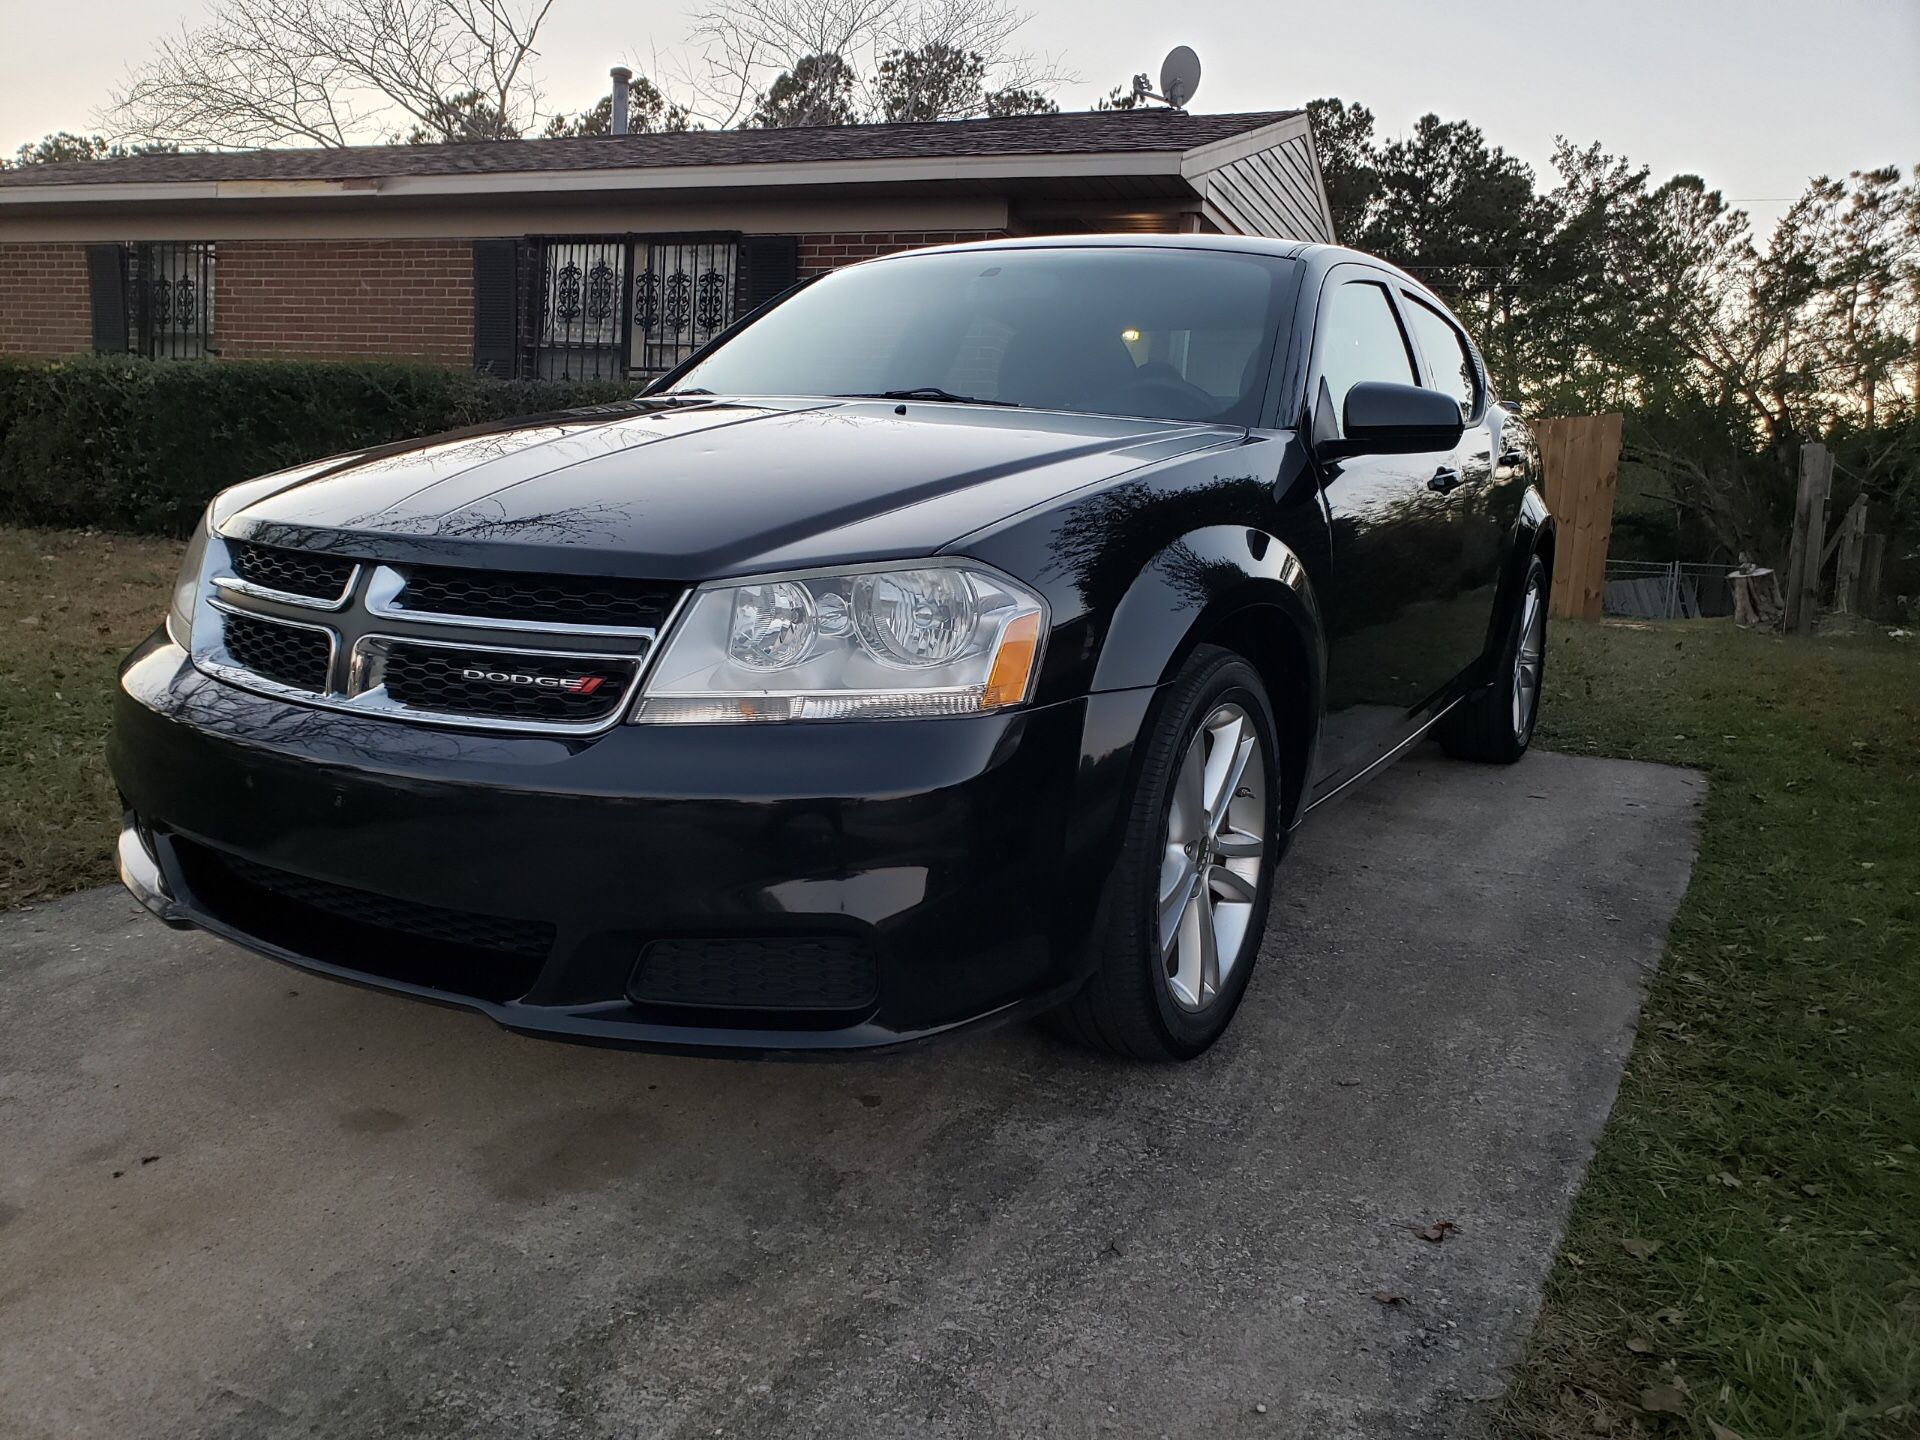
0 748 1702 1440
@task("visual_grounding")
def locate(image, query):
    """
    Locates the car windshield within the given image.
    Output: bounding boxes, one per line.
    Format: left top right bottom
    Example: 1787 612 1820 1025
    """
667 247 1297 426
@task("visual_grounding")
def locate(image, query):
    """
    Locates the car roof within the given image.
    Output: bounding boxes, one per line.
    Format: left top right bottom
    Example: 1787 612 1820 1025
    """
868 232 1420 289
896 232 1314 261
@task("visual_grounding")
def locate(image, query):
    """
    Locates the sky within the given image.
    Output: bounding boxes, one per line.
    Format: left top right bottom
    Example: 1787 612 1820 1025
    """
1 0 1916 235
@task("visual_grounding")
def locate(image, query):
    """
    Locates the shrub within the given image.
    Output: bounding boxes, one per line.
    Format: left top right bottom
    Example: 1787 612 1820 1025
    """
0 357 640 536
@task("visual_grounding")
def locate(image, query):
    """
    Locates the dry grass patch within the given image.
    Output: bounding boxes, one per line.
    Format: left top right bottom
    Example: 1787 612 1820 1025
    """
1 526 181 907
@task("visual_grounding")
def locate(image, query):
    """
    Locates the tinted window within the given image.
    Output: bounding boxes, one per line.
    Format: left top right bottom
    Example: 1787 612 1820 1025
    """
1402 295 1479 420
670 248 1295 425
1317 281 1416 431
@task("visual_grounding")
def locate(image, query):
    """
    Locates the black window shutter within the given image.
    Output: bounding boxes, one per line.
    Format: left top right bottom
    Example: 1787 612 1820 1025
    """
86 244 129 354
739 235 800 311
472 239 519 377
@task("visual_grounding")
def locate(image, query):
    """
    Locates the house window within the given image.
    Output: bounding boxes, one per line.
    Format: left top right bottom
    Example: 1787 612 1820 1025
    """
534 237 627 381
127 242 215 360
528 234 739 381
631 237 737 376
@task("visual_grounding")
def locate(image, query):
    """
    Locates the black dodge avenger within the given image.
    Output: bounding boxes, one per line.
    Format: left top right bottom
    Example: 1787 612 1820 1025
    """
111 235 1552 1060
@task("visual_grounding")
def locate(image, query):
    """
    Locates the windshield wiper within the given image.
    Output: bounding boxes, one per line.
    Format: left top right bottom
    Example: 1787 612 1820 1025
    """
647 387 717 404
840 387 1021 408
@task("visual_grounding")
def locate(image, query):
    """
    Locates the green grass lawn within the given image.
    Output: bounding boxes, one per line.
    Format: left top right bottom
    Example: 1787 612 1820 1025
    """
1499 620 1920 1439
2 526 1916 1435
0 525 182 908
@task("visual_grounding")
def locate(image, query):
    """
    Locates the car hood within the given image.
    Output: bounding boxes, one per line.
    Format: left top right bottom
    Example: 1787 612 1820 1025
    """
220 397 1245 581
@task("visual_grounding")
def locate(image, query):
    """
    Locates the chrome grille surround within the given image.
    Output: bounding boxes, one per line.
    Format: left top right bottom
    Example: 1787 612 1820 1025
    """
373 562 678 633
211 602 338 692
221 540 359 609
348 634 642 728
189 534 684 735
362 565 662 642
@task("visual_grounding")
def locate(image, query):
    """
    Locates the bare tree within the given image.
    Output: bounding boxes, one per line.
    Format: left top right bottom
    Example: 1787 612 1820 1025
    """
676 0 1064 128
102 0 558 148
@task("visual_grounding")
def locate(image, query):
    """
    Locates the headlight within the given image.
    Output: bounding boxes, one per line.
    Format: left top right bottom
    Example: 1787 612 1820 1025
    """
166 506 213 649
633 562 1046 724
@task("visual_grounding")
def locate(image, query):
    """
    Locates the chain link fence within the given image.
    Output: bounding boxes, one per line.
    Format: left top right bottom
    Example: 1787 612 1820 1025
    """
1602 560 1737 620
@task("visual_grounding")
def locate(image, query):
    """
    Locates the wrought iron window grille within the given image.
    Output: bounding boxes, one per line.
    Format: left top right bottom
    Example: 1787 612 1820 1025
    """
531 234 738 382
124 241 215 360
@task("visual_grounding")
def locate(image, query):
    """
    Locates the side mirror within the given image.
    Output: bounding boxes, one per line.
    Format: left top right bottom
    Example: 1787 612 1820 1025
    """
1327 381 1465 457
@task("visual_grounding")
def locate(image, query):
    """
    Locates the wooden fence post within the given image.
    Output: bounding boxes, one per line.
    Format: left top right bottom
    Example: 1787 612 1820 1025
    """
1783 442 1833 635
1860 533 1887 619
1832 496 1869 615
1536 412 1623 622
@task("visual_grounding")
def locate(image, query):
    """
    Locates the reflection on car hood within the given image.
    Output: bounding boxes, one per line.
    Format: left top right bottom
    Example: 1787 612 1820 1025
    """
220 397 1245 580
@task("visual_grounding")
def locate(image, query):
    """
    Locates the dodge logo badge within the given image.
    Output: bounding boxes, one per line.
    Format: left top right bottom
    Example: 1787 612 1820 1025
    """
461 667 608 696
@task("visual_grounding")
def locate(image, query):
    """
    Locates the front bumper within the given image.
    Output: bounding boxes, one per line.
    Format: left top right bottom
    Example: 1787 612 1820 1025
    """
110 632 1147 1054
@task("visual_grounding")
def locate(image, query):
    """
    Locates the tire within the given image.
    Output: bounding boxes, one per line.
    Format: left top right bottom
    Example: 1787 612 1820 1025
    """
1438 552 1549 764
1049 646 1281 1061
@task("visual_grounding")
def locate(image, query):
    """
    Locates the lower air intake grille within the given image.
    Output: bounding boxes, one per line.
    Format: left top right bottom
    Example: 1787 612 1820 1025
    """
378 641 635 724
398 566 680 630
629 936 880 1012
228 541 356 602
221 612 332 692
173 840 553 1003
217 851 553 957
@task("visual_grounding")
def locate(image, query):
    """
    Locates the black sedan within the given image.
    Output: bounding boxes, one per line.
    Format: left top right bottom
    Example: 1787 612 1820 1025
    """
111 235 1552 1060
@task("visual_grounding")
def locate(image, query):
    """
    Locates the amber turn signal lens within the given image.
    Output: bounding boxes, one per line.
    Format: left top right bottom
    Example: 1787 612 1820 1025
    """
982 610 1042 709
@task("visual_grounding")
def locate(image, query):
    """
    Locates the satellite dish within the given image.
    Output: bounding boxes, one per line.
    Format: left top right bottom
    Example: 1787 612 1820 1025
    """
1159 46 1202 109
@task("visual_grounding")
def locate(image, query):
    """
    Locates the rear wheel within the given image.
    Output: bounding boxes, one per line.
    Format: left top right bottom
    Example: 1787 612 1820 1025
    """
1049 647 1280 1061
1438 552 1548 764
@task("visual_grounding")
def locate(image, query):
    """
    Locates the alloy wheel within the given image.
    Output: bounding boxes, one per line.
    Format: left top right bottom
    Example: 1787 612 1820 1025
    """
1158 702 1268 1012
1512 574 1546 740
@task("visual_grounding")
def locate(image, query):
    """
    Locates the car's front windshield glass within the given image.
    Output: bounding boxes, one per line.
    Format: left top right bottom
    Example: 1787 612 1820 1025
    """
668 247 1297 426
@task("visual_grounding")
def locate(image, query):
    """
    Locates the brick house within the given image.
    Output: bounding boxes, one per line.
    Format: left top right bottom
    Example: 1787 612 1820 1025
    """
0 108 1332 381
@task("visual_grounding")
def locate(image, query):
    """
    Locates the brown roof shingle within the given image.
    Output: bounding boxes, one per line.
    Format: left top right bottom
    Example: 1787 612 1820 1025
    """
0 109 1297 189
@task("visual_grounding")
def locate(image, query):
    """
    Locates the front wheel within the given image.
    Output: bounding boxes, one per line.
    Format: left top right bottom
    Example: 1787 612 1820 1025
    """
1048 646 1280 1061
1438 552 1548 764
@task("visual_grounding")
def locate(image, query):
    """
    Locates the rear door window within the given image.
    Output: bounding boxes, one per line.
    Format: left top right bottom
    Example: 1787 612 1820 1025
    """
1401 295 1480 421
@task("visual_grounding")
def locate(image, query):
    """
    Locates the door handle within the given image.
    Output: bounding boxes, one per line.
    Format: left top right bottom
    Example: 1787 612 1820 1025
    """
1428 466 1464 495
1498 448 1526 469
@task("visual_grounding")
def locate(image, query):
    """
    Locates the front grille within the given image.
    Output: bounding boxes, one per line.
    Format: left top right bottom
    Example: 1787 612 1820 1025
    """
378 641 636 723
199 540 668 732
173 839 553 1003
629 936 880 1013
228 540 356 603
220 612 332 691
397 565 679 630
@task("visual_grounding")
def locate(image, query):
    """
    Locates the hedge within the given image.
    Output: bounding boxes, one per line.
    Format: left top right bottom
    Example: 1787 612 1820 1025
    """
0 357 641 536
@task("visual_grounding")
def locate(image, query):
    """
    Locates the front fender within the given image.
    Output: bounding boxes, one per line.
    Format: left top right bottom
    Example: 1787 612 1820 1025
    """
1086 524 1326 838
1032 527 1327 987
949 451 1330 967
1089 523 1324 696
